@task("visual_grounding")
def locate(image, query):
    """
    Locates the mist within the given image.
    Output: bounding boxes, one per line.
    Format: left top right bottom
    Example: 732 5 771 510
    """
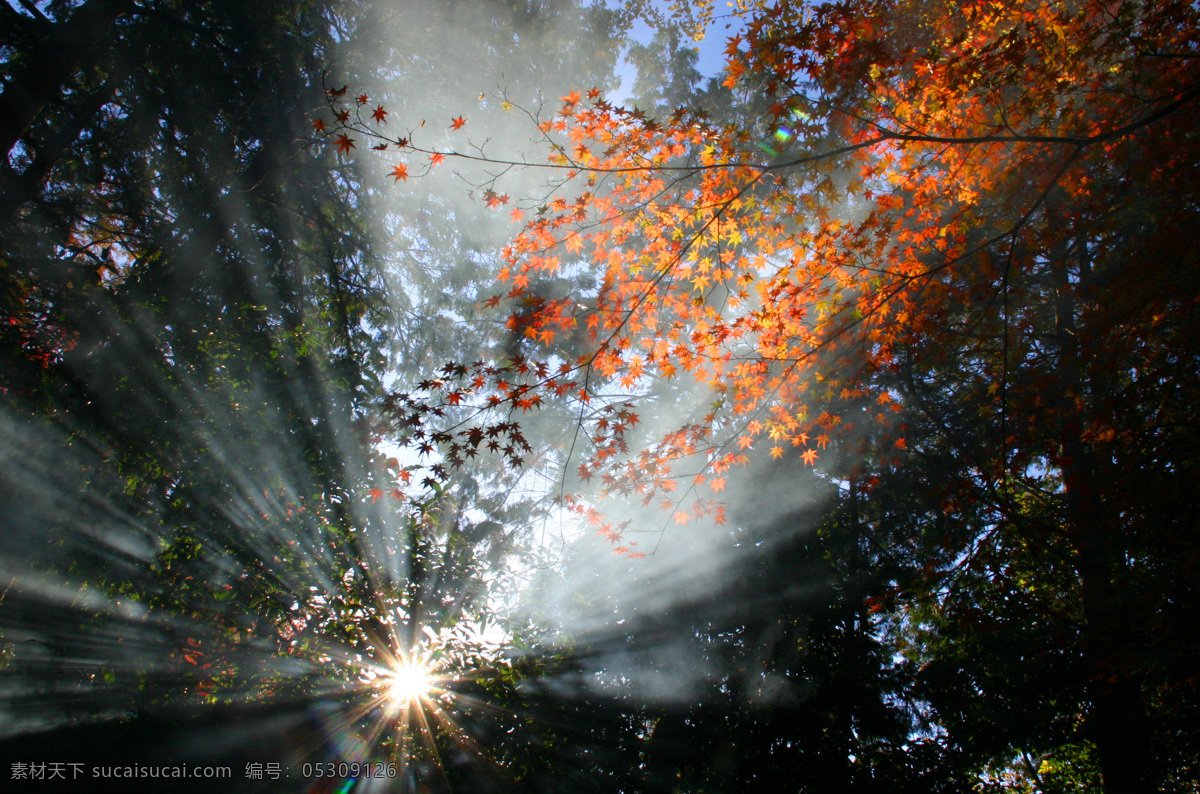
2 0 798 783
9 0 1183 790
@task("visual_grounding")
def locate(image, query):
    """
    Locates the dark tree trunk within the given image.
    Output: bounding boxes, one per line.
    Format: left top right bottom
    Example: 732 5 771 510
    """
1051 236 1151 794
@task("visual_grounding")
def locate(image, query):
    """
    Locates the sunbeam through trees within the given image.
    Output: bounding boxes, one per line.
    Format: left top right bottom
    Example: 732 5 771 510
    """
2 0 1199 792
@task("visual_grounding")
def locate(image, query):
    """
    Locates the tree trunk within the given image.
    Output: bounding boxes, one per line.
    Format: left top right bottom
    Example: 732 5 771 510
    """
1051 236 1151 793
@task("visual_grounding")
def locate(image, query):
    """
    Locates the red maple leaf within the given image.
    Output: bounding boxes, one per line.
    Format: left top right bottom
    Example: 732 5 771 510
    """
371 105 388 123
450 116 467 130
335 134 355 155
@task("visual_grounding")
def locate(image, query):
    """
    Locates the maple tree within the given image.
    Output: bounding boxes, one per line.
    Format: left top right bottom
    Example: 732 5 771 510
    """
329 0 1198 530
323 0 1200 788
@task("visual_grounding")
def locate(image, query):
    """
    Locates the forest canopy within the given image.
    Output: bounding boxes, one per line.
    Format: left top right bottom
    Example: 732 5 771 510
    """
1 1 1198 792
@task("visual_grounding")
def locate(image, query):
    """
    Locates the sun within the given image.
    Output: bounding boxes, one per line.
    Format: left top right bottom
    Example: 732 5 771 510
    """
384 659 434 704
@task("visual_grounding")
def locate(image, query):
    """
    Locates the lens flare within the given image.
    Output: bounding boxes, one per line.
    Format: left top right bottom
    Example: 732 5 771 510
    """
385 660 433 704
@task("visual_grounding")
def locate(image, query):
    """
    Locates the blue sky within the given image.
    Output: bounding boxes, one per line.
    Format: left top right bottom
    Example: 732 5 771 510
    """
612 2 745 101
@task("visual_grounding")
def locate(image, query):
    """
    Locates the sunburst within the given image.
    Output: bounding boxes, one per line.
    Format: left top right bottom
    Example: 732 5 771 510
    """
383 657 435 705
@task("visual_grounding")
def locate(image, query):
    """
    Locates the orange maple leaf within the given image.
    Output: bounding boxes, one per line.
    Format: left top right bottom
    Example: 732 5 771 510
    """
390 163 408 182
429 152 445 167
801 448 818 466
450 116 467 130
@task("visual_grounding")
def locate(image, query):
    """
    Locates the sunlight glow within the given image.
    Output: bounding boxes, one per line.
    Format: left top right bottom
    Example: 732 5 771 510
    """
384 660 434 704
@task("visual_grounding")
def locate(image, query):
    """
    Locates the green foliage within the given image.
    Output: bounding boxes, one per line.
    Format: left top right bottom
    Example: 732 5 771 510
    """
2 1 1198 791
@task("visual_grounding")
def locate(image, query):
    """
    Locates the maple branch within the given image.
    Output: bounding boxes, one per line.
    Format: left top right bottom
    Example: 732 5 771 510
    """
892 146 1085 288
869 79 1200 149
